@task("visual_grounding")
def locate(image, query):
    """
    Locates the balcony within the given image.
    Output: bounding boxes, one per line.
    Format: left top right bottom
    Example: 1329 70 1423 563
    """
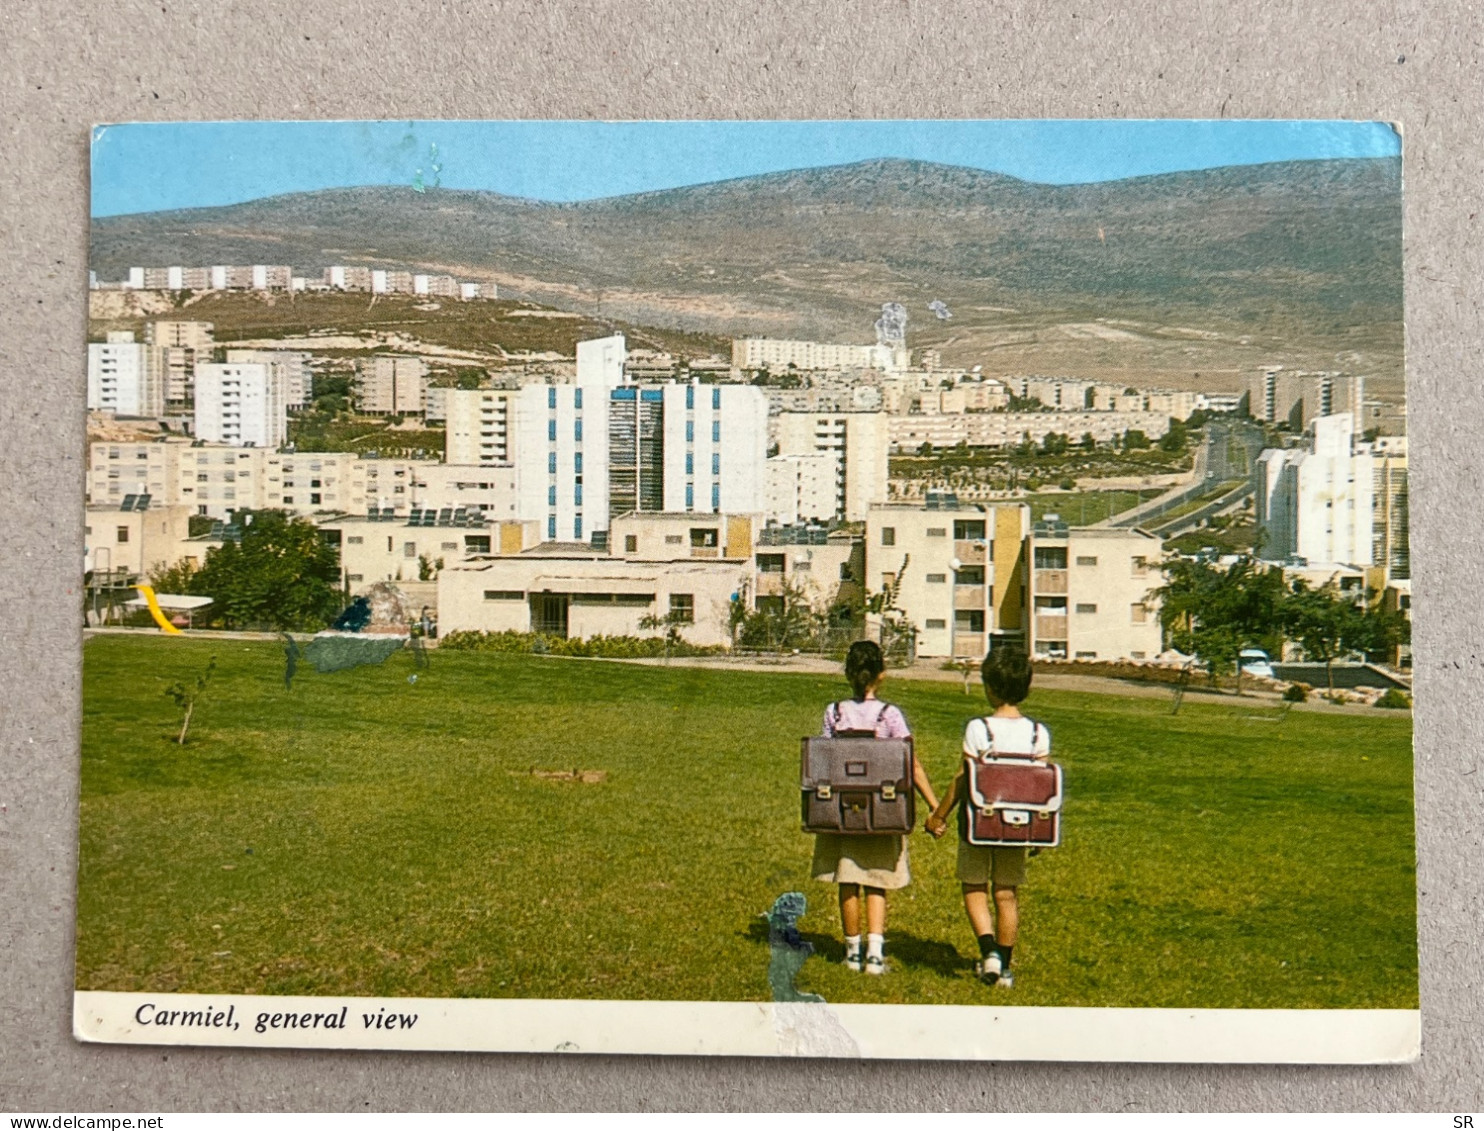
690 547 720 559
1035 569 1067 594
954 540 987 566
952 632 985 659
953 585 986 610
1035 615 1068 642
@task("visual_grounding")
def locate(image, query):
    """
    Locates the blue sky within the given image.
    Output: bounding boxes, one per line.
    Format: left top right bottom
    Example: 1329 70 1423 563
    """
90 119 1400 218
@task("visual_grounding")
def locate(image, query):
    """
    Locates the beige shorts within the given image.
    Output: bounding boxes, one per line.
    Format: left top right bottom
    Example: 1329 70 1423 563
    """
956 841 1028 887
811 833 910 890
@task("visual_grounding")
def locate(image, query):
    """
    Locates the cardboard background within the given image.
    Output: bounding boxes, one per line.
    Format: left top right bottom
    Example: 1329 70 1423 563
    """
2 0 1479 1110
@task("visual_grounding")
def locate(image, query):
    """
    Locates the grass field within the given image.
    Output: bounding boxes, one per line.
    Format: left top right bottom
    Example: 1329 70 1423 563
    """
77 635 1418 1009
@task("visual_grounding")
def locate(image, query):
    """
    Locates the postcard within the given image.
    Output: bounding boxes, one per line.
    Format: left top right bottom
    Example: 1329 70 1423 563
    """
76 119 1416 1061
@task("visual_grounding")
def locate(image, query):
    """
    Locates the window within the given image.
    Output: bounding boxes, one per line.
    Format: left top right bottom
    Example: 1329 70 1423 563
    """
625 535 638 553
686 385 694 410
925 618 947 629
404 542 417 558
1075 603 1098 614
712 421 720 442
548 419 557 441
347 574 364 582
664 534 683 545
690 528 719 549
755 596 785 616
282 496 294 505
880 572 896 589
685 484 694 509
574 388 583 409
839 563 853 581
116 526 129 543
953 520 986 540
956 565 985 586
1131 555 1149 575
711 484 720 510
347 536 364 545
881 527 896 547
484 590 524 600
549 452 557 474
574 516 583 539
1130 603 1148 624
711 453 720 475
1035 546 1068 569
464 535 491 554
575 484 583 506
574 452 583 473
926 527 947 538
574 419 583 441
1131 651 1147 660
685 453 694 475
1034 596 1068 614
197 472 209 482
1076 555 1099 567
1075 651 1097 660
955 610 985 632
547 516 557 539
793 560 811 572
548 387 557 409
685 420 694 442
310 493 321 505
441 541 459 551
712 388 721 409
926 572 947 584
669 593 694 623
548 485 557 506
757 553 785 573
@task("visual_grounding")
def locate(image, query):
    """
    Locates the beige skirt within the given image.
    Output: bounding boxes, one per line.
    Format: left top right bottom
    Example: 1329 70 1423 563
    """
811 833 910 890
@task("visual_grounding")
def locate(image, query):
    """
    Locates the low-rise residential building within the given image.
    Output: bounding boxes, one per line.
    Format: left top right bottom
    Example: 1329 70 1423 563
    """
317 511 540 587
356 355 428 415
84 502 206 578
888 409 1170 452
865 496 1031 660
1026 518 1164 661
1248 368 1365 430
765 452 837 525
751 524 864 616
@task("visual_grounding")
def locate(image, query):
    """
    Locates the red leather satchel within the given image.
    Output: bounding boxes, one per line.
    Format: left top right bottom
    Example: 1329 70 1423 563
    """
964 720 1063 847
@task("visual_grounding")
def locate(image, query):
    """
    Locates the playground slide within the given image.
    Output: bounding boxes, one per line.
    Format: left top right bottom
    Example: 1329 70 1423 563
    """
135 585 183 635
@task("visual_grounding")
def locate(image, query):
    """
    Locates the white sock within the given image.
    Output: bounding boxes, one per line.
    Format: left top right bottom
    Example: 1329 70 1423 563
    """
844 934 862 956
866 934 885 960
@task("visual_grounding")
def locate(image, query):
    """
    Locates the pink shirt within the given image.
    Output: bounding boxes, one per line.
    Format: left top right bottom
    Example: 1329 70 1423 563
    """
822 698 912 738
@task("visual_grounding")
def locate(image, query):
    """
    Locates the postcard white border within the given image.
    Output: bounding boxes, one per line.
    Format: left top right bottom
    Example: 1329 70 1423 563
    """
73 992 1419 1063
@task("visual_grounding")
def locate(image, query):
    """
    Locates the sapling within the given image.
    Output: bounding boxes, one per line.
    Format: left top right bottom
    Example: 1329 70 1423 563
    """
164 655 216 745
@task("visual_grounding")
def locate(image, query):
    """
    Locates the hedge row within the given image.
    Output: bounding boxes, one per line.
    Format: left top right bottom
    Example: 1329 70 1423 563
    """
437 630 726 659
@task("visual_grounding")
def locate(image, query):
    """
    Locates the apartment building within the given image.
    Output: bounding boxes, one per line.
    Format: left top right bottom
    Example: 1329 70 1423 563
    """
1254 413 1375 568
865 496 1031 660
194 362 287 447
1248 368 1365 430
775 411 890 522
751 524 864 617
438 511 755 646
888 410 1170 452
146 320 215 408
764 453 837 525
87 332 162 418
444 389 518 465
317 511 539 587
732 337 903 372
84 502 203 578
1372 435 1409 581
224 349 312 410
1026 518 1164 661
355 356 428 415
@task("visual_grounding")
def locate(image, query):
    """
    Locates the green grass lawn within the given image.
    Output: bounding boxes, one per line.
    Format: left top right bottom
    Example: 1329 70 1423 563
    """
77 635 1418 1009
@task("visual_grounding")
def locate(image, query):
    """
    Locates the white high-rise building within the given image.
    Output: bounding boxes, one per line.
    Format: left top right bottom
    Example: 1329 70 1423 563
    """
775 411 890 522
225 349 313 410
1254 413 1374 567
194 363 287 448
765 453 838 525
444 389 518 466
88 332 162 418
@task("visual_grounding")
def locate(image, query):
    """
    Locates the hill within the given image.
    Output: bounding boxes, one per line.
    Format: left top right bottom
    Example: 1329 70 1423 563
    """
90 157 1405 388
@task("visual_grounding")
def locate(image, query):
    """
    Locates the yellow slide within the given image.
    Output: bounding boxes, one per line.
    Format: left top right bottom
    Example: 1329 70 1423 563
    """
136 585 183 634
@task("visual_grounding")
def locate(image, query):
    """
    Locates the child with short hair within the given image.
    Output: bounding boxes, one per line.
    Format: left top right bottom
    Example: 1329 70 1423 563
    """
812 640 940 975
925 644 1048 988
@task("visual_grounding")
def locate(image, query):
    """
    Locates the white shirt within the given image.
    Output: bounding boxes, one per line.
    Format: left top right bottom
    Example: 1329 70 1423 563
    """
963 715 1050 761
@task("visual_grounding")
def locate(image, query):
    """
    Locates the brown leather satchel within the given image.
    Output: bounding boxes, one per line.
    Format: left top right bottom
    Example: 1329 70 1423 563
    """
800 702 916 836
964 720 1064 847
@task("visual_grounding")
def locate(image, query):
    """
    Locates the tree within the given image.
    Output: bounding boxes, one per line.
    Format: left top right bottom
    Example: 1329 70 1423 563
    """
1041 431 1068 455
1123 429 1151 452
639 610 691 662
1158 556 1287 691
190 510 343 631
1281 579 1352 697
1159 419 1188 453
164 655 216 745
1081 432 1097 452
917 441 934 456
149 557 199 595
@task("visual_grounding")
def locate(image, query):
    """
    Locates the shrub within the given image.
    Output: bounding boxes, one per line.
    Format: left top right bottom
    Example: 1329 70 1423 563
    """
1282 683 1309 702
1374 688 1412 710
438 630 725 659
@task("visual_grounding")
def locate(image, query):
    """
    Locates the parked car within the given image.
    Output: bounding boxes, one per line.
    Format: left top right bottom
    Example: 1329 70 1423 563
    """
1239 648 1275 679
